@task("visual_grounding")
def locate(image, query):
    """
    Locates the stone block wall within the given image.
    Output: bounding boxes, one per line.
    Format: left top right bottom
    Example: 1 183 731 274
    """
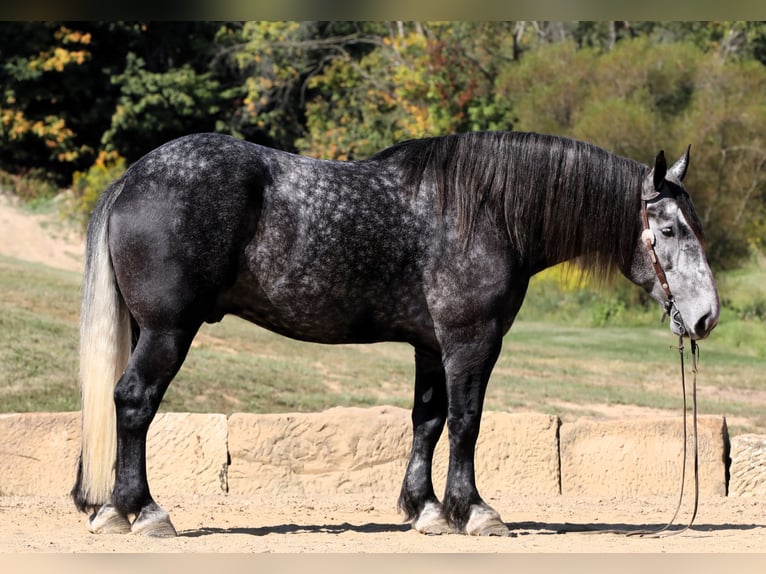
1 408 763 499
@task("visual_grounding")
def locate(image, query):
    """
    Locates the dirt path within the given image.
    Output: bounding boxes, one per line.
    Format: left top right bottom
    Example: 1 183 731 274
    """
0 193 84 272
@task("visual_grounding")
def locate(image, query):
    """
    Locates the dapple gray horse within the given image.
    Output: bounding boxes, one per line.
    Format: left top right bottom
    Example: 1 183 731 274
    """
72 131 719 537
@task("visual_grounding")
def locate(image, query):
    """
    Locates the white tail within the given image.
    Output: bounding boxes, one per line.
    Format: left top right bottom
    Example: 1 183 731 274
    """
76 184 132 508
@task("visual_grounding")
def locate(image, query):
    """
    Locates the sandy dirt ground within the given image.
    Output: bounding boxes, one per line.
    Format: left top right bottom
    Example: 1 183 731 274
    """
1 493 766 553
1 194 765 554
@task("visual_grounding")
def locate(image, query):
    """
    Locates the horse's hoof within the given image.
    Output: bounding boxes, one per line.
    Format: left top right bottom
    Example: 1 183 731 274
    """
413 501 453 535
131 503 177 537
472 521 511 536
464 504 510 537
87 504 131 534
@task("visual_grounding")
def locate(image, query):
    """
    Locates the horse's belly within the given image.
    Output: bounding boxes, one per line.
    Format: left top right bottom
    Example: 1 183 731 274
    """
214 268 428 345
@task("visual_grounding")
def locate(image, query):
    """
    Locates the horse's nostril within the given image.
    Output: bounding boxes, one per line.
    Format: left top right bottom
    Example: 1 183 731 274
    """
694 312 716 338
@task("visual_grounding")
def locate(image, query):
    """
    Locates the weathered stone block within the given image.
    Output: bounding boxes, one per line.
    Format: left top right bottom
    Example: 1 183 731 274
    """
146 413 229 496
0 412 80 496
560 415 728 496
227 407 561 498
729 434 766 497
432 411 560 497
228 406 411 497
0 412 228 497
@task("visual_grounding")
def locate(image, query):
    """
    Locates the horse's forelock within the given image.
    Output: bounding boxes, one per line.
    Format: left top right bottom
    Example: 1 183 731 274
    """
676 189 705 243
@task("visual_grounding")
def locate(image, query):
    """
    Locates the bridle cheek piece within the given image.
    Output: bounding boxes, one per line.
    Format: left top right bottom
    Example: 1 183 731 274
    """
640 197 685 334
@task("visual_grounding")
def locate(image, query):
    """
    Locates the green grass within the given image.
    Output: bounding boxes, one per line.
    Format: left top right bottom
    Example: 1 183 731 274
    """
0 257 81 412
1 253 764 435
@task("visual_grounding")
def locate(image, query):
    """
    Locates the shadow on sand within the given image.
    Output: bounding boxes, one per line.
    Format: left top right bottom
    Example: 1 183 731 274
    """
179 520 763 538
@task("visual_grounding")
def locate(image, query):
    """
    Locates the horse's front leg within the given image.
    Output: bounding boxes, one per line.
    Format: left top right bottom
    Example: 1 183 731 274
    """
399 347 451 534
441 325 509 536
88 328 195 537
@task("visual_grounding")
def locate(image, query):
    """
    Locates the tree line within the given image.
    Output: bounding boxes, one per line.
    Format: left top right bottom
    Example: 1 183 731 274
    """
1 21 765 270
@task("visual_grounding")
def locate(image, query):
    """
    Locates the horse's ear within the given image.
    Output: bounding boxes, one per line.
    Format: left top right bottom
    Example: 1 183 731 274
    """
668 144 691 182
643 150 666 200
653 150 667 191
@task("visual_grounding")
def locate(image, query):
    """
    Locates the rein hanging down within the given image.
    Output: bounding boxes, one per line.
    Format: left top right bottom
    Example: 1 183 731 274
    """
630 335 700 538
564 334 701 538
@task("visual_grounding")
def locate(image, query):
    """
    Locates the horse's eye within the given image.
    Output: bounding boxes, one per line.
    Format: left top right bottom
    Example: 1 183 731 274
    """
660 227 674 238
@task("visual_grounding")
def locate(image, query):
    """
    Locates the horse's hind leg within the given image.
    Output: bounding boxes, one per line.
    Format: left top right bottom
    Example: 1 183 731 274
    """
398 347 452 534
90 326 197 537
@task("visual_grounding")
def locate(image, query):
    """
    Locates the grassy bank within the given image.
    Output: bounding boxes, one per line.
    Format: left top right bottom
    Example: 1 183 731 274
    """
1 253 764 434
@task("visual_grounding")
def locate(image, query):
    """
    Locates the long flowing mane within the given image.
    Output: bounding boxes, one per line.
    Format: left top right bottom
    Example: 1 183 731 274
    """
373 131 649 278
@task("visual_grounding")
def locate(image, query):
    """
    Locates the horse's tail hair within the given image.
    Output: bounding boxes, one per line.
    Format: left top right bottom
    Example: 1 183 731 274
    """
71 179 132 512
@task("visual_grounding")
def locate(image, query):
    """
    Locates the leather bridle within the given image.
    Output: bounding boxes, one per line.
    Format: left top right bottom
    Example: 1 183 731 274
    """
640 192 686 336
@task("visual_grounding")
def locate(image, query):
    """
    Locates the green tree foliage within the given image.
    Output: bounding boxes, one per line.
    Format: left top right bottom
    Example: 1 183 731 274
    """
1 22 241 181
0 23 96 184
680 57 766 267
495 41 598 136
102 52 223 161
226 21 388 151
298 22 516 160
100 22 240 162
297 26 434 160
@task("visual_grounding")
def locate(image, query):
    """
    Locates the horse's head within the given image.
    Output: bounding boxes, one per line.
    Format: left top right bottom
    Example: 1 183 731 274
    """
627 147 719 340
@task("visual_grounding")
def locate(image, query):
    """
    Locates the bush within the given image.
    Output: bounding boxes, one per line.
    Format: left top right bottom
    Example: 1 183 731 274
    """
0 169 58 204
70 150 126 224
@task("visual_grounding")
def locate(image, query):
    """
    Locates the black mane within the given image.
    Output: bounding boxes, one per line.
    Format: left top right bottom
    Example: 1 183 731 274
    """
373 131 649 277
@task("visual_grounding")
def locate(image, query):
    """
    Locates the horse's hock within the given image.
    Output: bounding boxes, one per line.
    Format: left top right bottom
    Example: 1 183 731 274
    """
0 407 763 499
